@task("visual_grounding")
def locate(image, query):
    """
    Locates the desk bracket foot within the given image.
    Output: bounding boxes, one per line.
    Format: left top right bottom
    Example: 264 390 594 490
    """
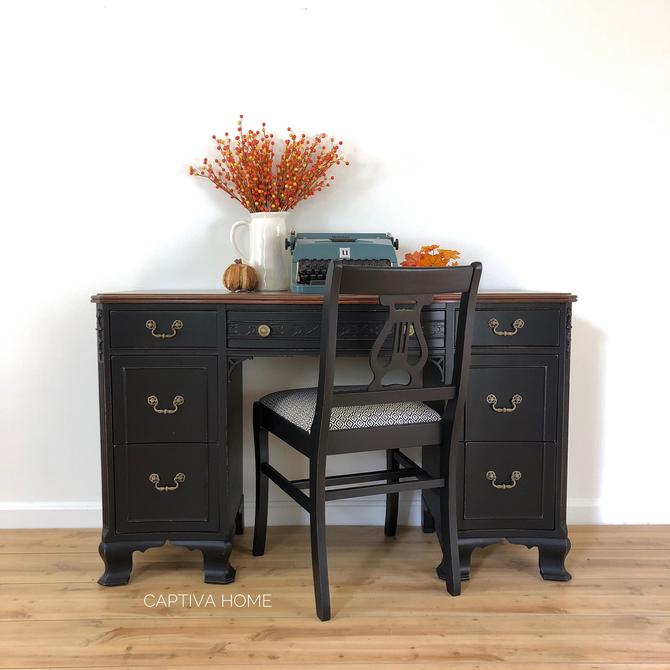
172 539 236 584
98 540 165 586
508 537 572 581
435 538 501 582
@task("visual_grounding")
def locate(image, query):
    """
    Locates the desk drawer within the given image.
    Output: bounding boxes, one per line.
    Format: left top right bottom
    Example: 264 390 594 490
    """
112 356 217 444
468 308 560 347
227 311 320 349
114 443 217 532
110 310 217 348
226 308 446 351
465 355 557 442
461 442 555 530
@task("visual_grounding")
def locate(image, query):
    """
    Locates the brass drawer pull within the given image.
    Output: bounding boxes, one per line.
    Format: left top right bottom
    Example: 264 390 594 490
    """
145 319 183 339
488 318 524 337
486 470 522 489
147 394 185 414
486 393 522 413
149 472 186 492
257 324 272 337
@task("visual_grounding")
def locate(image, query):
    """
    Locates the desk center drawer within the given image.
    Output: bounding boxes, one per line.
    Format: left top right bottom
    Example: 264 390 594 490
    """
112 356 217 444
226 308 446 351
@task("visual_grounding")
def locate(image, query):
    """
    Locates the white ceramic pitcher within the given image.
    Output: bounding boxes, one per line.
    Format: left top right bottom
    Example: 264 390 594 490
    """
229 212 290 291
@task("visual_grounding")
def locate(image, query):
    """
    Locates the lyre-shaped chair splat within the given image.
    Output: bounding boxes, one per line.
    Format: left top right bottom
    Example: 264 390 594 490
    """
368 295 431 391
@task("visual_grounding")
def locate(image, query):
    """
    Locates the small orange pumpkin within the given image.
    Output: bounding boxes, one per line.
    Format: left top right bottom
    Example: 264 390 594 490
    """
223 259 257 292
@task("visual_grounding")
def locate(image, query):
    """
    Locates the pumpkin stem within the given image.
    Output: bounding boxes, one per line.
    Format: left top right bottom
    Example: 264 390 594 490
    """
234 258 242 264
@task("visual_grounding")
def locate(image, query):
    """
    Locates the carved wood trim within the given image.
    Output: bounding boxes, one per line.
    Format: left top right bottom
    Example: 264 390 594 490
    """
227 320 446 340
429 356 446 380
565 304 573 355
227 356 251 380
96 306 104 362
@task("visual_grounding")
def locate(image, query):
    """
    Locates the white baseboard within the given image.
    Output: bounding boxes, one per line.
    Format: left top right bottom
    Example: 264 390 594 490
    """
254 497 605 525
0 502 103 529
565 497 604 524
0 496 604 528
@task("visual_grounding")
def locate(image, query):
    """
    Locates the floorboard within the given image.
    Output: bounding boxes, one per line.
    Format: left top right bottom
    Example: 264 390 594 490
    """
0 525 668 668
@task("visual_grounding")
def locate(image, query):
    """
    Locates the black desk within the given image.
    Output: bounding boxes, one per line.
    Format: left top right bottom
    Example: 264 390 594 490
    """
92 290 576 585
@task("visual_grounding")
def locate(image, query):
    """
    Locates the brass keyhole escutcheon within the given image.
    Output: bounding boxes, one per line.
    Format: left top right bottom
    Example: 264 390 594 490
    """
258 324 271 337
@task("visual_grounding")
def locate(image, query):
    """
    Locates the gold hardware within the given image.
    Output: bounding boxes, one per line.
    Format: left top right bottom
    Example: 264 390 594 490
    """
408 323 415 337
147 394 185 414
486 393 522 413
149 472 186 492
145 319 183 339
257 324 271 337
488 317 524 337
486 470 522 489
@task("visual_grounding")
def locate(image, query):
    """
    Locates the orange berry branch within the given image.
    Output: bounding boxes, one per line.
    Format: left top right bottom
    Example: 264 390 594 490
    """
400 245 461 267
189 115 349 212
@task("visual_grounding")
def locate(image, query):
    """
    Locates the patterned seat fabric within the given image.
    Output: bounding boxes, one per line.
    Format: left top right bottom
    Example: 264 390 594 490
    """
259 388 441 433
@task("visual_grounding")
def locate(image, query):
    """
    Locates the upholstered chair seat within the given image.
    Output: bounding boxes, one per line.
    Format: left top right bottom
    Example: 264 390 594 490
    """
259 388 442 433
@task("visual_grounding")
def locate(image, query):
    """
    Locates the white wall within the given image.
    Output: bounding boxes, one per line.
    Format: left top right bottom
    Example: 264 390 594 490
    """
1 0 668 527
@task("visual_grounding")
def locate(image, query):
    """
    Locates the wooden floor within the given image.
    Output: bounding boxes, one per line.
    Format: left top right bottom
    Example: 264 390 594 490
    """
0 526 668 669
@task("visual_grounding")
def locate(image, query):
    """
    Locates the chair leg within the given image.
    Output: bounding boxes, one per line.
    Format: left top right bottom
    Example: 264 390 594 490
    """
252 403 269 557
436 447 461 596
421 496 436 533
384 448 399 536
309 456 331 621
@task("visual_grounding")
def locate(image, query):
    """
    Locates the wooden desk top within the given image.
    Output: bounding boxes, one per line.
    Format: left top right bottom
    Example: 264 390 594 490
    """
92 290 577 305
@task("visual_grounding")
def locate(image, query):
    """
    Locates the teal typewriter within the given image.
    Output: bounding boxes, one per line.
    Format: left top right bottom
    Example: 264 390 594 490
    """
286 232 399 293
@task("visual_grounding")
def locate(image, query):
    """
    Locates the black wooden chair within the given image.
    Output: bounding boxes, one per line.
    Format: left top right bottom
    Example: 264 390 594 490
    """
252 260 482 620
